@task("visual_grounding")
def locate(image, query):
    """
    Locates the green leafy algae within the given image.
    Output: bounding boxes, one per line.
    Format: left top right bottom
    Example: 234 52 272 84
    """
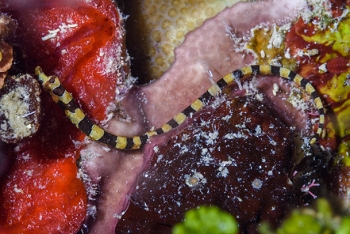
259 199 349 234
173 200 350 234
172 206 238 234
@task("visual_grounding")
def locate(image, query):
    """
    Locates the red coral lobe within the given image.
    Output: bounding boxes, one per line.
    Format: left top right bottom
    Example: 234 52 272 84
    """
0 0 126 233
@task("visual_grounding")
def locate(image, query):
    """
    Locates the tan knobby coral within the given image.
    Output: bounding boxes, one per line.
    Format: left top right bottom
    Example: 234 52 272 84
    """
0 41 13 88
125 0 245 81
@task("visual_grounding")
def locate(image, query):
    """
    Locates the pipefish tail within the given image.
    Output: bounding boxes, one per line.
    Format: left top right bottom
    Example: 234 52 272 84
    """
35 65 325 150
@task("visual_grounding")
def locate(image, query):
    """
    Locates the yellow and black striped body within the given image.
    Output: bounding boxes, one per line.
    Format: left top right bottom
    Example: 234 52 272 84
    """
35 65 325 150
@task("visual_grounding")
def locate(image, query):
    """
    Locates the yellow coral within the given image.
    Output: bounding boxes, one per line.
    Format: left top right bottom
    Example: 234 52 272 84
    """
301 10 350 57
300 10 350 165
247 25 297 70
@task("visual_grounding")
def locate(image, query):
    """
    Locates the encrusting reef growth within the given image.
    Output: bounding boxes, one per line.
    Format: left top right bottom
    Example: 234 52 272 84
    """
0 0 350 233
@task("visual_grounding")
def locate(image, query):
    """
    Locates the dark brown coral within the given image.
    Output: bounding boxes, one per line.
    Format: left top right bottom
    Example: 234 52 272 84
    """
0 14 17 40
0 41 13 72
0 14 17 88
0 13 41 143
117 96 298 233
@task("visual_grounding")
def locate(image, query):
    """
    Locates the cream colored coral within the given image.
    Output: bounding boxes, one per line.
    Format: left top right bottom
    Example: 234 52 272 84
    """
126 0 245 81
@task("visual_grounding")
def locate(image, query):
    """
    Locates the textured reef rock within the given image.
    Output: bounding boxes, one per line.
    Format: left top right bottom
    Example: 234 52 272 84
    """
0 0 127 233
80 0 313 233
0 0 339 233
0 13 42 144
0 74 41 143
0 14 16 87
